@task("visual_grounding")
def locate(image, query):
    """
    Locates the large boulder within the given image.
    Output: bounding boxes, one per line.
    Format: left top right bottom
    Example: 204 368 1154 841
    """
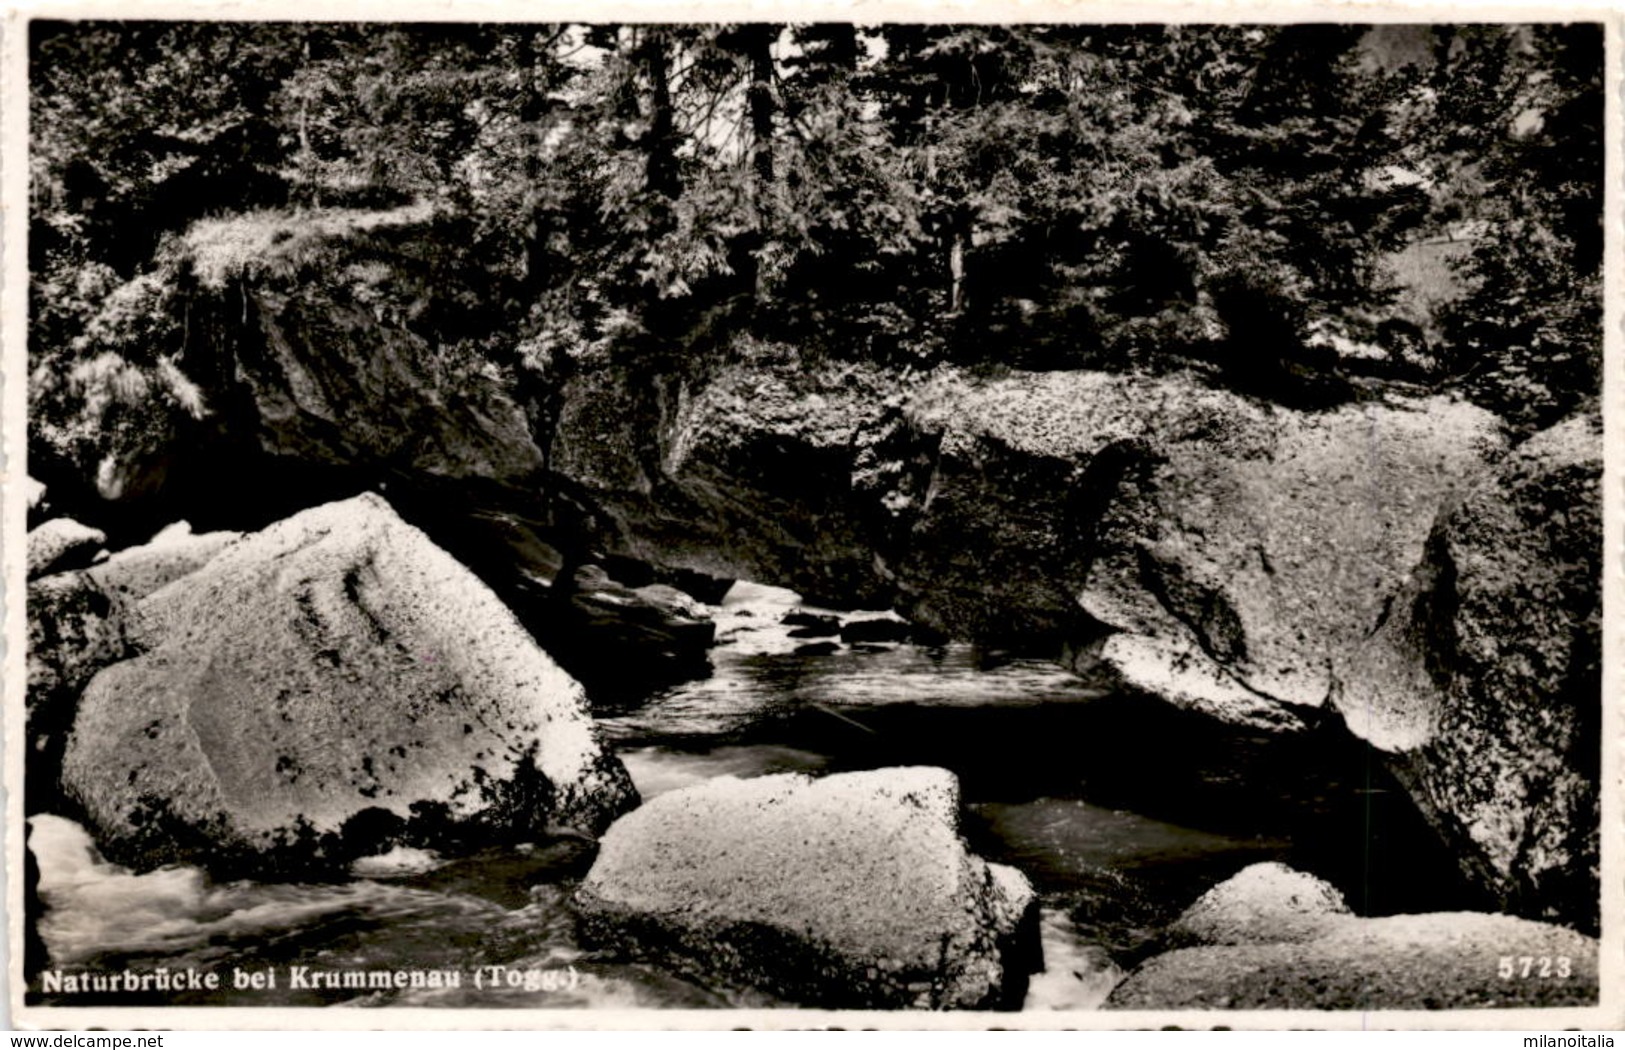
29 521 241 702
880 371 1505 727
1071 382 1505 722
1107 862 1598 1009
27 519 107 579
1091 634 1306 733
60 493 636 874
218 288 543 491
27 574 124 725
1107 911 1598 1009
884 370 1247 649
1336 411 1602 929
573 767 1039 1009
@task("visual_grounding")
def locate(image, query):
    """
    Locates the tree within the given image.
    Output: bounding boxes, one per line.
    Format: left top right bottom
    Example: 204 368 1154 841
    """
1421 24 1603 431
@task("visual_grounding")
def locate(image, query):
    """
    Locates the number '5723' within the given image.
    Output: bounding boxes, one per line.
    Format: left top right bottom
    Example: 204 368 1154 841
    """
1498 956 1572 979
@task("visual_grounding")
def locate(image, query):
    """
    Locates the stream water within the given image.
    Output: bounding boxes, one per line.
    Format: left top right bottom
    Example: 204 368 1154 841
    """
26 581 1481 1011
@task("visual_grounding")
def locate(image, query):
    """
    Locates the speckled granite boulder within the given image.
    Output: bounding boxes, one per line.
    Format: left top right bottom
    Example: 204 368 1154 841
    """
1096 635 1308 733
1074 386 1504 722
1166 862 1352 947
61 493 636 874
574 767 1039 1009
1337 411 1602 930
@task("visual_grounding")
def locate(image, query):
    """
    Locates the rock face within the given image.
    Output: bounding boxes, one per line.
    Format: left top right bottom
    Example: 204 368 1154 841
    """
219 286 543 491
1336 411 1602 929
1108 911 1598 1009
27 519 107 579
553 363 1505 717
1089 634 1303 732
552 355 899 607
574 767 1038 1009
865 371 1501 728
53 210 547 518
60 494 636 873
1164 862 1351 947
1067 381 1504 725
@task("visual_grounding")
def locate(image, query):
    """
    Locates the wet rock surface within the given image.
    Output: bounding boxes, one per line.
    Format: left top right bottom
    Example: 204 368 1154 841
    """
574 766 1039 1009
60 494 636 875
551 564 716 705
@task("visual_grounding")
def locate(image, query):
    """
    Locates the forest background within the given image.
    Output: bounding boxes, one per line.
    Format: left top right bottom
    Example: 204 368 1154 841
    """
27 22 1603 494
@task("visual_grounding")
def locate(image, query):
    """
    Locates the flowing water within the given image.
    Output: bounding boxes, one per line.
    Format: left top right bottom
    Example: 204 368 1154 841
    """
27 582 1480 1011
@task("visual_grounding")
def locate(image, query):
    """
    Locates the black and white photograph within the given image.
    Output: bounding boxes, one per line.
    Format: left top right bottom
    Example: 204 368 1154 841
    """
6 13 1619 1027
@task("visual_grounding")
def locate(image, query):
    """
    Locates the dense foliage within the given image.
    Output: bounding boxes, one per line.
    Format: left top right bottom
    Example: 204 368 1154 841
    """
29 21 1605 451
1417 25 1604 430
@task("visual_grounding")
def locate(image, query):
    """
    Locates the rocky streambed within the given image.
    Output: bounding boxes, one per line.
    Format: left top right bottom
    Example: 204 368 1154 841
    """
23 492 1600 1011
23 219 1603 1012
